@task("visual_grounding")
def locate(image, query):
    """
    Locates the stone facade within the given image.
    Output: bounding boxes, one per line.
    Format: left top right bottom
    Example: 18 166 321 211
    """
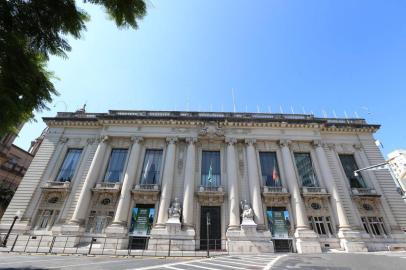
1 110 406 254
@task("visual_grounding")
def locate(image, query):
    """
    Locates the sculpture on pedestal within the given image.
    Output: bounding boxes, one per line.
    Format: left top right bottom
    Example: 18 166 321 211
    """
240 200 254 222
168 197 182 220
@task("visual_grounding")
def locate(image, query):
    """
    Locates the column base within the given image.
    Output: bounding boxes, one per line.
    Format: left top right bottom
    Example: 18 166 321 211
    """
105 223 129 237
294 228 322 254
337 228 368 252
61 223 85 235
226 224 274 254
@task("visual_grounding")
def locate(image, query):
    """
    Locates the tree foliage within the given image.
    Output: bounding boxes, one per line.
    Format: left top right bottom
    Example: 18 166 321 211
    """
0 182 15 209
0 0 146 136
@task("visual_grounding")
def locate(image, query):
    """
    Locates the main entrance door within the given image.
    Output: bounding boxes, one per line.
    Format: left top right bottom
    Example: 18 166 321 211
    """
200 206 221 250
129 204 155 250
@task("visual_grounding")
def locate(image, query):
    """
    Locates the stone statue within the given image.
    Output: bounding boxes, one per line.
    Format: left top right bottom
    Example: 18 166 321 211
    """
168 197 182 219
240 200 254 220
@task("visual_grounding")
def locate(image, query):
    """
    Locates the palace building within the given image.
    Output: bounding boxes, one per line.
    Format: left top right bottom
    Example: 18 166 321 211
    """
1 110 406 253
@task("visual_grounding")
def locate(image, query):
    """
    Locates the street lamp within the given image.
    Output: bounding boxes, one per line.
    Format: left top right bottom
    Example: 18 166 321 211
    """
206 212 211 258
2 210 21 247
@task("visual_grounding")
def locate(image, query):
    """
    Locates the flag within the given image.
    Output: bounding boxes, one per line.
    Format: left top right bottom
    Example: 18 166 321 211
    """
207 162 213 185
272 165 280 183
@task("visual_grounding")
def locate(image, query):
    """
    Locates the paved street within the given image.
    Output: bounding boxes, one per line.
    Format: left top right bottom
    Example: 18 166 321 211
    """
0 252 405 270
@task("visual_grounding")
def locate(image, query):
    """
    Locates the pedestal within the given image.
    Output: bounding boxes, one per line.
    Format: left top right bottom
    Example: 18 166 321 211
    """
294 228 322 254
337 228 367 252
226 220 274 254
148 217 196 251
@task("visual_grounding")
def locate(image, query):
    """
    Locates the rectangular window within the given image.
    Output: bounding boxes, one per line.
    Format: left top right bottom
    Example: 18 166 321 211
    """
36 209 59 230
86 210 114 234
361 216 387 237
201 151 221 186
259 152 281 187
104 148 128 183
308 216 334 237
139 149 163 185
294 153 319 187
339 154 367 188
55 149 83 182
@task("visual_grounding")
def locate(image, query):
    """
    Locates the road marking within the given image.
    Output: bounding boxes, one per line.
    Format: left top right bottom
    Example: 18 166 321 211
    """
165 266 184 270
264 254 287 270
132 258 208 270
46 259 128 269
179 262 218 270
199 261 246 269
213 258 266 267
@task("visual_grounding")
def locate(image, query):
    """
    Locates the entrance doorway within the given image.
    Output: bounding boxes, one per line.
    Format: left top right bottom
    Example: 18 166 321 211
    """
200 206 221 250
128 204 155 250
266 206 294 252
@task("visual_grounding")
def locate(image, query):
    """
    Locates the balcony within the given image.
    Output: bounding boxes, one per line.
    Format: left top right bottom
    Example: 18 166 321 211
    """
196 185 225 205
131 184 160 202
41 181 71 194
262 186 290 206
351 187 380 197
301 186 330 197
92 182 122 193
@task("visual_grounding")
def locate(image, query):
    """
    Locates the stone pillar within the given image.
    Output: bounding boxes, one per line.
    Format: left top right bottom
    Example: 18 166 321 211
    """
313 141 367 252
69 136 109 227
155 137 178 227
245 139 265 228
279 140 321 254
226 137 240 230
182 137 197 229
107 136 143 233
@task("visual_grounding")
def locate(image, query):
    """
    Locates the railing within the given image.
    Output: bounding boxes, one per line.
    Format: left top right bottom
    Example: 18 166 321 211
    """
351 187 378 195
95 182 121 189
0 233 228 257
263 186 287 193
133 184 160 191
198 185 224 192
41 181 71 189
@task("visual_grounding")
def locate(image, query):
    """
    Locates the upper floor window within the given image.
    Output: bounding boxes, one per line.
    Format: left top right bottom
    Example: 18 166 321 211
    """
55 148 83 182
259 152 281 187
139 149 163 185
104 148 128 183
339 154 367 188
201 151 221 186
294 153 319 187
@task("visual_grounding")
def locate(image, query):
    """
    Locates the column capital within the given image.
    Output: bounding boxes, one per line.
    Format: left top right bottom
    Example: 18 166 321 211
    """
353 143 363 150
98 135 110 143
225 137 238 145
278 139 292 147
59 137 69 144
245 138 257 146
326 143 336 150
86 137 96 145
185 137 198 144
130 136 143 144
312 140 323 148
166 137 178 144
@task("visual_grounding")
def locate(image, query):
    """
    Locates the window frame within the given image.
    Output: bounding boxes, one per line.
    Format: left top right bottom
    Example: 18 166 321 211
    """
54 148 83 182
201 150 221 187
293 152 319 187
139 149 164 185
259 151 282 187
103 148 129 183
338 154 368 189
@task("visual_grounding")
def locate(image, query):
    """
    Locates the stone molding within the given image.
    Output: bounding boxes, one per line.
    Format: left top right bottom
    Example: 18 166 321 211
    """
166 137 178 144
245 138 256 145
225 137 238 145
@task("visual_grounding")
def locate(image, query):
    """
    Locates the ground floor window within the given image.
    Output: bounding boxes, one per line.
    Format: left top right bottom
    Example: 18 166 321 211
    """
361 217 387 237
85 210 114 234
308 216 334 237
35 209 59 230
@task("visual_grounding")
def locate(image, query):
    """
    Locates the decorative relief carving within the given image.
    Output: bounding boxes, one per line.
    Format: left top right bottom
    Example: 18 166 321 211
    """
312 140 323 148
59 137 69 144
353 143 363 150
131 136 144 144
198 123 224 138
245 138 256 145
278 139 291 147
166 137 178 144
225 137 237 145
185 137 198 144
86 137 96 145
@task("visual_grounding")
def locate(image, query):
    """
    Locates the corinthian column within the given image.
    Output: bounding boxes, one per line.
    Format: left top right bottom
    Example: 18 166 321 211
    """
111 136 143 226
313 141 350 229
156 137 178 227
226 137 240 230
245 139 265 228
182 137 197 229
70 136 109 225
279 140 308 229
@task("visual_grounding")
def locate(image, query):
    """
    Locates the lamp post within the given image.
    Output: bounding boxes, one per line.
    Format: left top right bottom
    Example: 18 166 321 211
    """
2 210 21 247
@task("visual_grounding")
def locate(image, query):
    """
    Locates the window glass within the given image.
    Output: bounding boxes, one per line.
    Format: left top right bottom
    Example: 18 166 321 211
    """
259 152 281 187
129 205 155 236
362 216 387 237
139 149 163 185
201 151 221 186
294 153 319 187
267 207 290 239
86 210 114 234
339 154 367 188
104 148 128 183
55 149 82 182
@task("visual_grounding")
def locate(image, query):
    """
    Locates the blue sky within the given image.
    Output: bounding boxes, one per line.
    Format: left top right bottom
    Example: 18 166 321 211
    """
14 0 406 156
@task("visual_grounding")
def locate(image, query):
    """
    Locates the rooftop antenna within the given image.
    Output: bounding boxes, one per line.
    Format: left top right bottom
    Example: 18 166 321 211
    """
221 104 224 112
257 105 260 113
333 110 338 118
210 104 213 112
280 106 284 114
302 106 306 114
322 110 327 118
344 110 349 119
291 105 295 114
268 106 272 113
231 88 236 113
355 111 360 118
311 110 314 115
245 105 248 113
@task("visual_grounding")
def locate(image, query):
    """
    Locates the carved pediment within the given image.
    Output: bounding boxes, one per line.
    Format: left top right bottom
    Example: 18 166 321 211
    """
198 123 225 138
